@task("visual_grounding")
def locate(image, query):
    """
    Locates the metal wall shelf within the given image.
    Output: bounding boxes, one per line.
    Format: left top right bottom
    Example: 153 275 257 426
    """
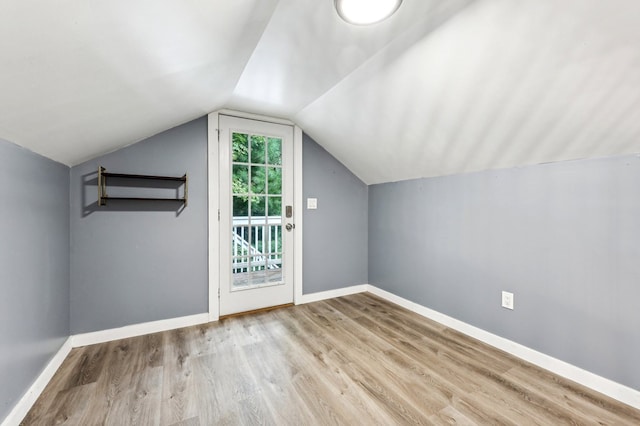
98 166 188 207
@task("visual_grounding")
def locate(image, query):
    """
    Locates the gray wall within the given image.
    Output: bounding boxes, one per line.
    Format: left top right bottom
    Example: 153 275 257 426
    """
70 117 208 334
69 121 368 333
0 139 70 423
303 134 368 294
369 154 640 390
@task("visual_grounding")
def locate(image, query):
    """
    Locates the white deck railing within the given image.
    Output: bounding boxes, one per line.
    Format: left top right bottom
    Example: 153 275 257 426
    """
232 216 282 273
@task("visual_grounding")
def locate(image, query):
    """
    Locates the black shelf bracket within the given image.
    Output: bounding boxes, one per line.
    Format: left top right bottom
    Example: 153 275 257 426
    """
98 166 188 207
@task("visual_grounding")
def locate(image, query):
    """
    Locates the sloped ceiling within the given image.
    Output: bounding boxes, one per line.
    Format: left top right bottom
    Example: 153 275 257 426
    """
2 0 640 184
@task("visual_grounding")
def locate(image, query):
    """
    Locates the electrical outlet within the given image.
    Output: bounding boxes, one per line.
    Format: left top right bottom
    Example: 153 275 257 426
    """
307 198 317 209
501 291 514 310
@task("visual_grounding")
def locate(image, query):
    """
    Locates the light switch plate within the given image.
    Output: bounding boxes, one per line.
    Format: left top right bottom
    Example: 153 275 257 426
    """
501 291 514 310
307 198 317 209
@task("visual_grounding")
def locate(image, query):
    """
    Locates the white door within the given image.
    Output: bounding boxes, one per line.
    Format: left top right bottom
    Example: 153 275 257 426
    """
219 115 295 316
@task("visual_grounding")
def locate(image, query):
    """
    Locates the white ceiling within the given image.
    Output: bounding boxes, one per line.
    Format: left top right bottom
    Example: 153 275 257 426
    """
2 0 640 184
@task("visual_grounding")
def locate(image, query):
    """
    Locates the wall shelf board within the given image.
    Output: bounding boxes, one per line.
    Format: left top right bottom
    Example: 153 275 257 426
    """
98 166 188 207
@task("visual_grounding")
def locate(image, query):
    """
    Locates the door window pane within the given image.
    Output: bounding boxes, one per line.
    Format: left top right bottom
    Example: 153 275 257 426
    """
267 268 282 284
250 135 266 164
251 196 266 217
233 256 249 273
232 196 248 217
251 166 266 194
267 138 282 165
250 255 267 271
232 165 249 194
268 224 283 254
268 196 281 217
267 167 282 195
232 133 249 162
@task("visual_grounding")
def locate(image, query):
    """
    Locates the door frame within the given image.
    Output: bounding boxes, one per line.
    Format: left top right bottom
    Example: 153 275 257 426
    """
208 109 303 321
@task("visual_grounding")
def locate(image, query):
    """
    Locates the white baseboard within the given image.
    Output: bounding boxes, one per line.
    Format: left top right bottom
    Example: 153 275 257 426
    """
2 337 73 426
71 313 210 348
366 285 640 410
298 284 368 305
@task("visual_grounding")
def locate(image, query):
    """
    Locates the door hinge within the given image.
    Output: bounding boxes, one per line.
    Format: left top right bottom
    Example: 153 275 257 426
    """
216 128 220 142
218 288 220 298
218 209 220 221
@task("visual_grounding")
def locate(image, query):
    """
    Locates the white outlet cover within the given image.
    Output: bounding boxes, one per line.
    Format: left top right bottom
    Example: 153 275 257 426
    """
502 291 514 310
307 198 318 209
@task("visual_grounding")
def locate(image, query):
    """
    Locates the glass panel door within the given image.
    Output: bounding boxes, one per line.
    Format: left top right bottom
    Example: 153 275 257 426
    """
219 115 294 316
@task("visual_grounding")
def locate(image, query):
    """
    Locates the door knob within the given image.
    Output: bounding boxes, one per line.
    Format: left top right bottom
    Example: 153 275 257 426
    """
285 223 295 231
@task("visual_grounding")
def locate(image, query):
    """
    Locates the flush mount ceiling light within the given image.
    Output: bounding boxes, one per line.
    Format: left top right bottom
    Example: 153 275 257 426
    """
335 0 403 25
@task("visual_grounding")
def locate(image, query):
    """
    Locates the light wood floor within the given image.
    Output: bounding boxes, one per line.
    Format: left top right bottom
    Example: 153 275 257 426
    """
22 293 640 425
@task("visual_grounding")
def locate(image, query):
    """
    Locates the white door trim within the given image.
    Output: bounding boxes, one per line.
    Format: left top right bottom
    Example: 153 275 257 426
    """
208 112 220 321
293 126 304 305
215 109 295 126
208 110 303 321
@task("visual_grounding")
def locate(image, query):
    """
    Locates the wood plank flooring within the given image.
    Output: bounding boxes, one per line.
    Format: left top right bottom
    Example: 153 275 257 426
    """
21 293 640 425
